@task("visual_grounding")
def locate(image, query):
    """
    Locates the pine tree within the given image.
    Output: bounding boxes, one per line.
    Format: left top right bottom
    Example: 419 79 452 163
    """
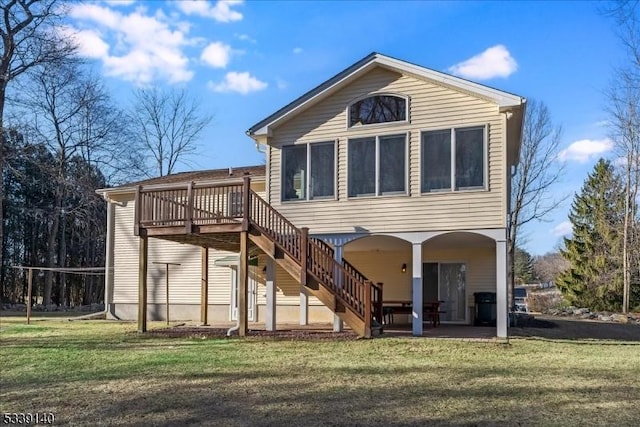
557 159 626 311
514 247 535 285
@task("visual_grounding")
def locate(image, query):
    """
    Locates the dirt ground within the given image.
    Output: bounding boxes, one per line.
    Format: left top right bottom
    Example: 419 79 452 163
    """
510 315 640 341
141 315 640 342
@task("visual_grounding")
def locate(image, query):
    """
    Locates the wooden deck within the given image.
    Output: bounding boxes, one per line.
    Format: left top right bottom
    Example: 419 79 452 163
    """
133 176 384 338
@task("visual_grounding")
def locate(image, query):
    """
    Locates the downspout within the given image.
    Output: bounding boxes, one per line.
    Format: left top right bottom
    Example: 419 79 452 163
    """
226 319 240 336
100 193 121 320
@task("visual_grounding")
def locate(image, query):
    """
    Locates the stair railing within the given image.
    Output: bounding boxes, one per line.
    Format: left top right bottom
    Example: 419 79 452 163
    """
135 176 382 334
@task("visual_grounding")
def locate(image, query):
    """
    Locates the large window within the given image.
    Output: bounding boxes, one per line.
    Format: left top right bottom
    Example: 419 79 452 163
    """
348 134 406 197
421 126 486 192
282 142 335 201
349 95 407 127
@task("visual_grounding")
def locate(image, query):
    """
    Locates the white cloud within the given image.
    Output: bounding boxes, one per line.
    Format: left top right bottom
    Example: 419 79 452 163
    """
293 47 303 54
69 3 193 84
71 3 120 27
59 26 110 59
103 0 136 6
552 221 572 238
448 45 517 80
208 71 267 94
201 42 231 68
557 138 614 163
176 0 243 23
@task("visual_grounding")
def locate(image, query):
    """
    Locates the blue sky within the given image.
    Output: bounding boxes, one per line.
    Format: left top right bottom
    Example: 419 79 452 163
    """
64 0 626 256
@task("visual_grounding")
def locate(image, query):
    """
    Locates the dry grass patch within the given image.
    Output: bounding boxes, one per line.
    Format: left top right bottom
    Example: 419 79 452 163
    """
1 316 639 426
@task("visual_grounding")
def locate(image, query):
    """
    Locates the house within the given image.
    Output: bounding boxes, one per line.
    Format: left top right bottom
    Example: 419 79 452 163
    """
97 52 525 339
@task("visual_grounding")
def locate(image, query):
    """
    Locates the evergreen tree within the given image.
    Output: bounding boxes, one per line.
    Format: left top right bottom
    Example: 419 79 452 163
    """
557 159 626 311
514 247 535 285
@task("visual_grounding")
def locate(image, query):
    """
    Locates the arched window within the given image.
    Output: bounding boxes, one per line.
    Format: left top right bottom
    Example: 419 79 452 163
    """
348 94 407 127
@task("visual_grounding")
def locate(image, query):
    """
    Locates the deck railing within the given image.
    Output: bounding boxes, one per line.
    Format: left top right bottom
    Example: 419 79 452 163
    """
344 259 383 323
136 176 381 333
136 182 245 232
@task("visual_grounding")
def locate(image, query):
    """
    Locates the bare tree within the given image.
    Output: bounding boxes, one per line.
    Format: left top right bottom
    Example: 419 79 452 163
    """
508 99 564 307
21 62 121 306
603 0 640 313
0 0 76 283
533 251 570 284
129 88 212 177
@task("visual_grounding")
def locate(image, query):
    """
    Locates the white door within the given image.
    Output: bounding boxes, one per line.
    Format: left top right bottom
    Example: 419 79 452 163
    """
230 267 256 321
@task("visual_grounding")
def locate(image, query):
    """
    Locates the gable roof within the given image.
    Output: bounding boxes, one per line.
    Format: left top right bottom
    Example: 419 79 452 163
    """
247 52 526 138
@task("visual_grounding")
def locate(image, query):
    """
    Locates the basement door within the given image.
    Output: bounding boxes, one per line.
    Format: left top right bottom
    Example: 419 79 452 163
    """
423 262 467 323
230 267 257 322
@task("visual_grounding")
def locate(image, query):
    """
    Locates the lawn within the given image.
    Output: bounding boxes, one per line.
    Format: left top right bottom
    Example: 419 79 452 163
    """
1 316 639 426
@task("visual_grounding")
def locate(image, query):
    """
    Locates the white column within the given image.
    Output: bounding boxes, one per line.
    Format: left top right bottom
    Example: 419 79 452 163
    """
411 242 423 336
333 244 344 332
496 239 508 340
300 287 309 325
104 200 115 319
265 258 276 331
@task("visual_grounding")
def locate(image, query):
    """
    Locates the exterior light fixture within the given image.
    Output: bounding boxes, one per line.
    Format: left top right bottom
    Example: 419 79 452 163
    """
401 263 407 273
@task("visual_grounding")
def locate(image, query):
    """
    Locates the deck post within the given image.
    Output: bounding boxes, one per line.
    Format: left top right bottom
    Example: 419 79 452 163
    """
239 231 249 336
138 236 148 333
265 258 276 331
496 238 508 341
300 227 308 286
242 176 251 230
201 247 209 326
411 242 423 336
134 185 142 236
165 263 170 324
364 280 372 338
185 181 194 234
333 243 344 332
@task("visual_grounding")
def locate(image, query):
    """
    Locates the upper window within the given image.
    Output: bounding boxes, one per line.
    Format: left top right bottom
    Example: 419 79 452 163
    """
421 126 486 192
348 95 407 127
348 134 407 197
282 142 335 201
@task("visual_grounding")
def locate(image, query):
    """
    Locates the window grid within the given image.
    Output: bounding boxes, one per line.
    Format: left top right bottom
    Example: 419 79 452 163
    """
421 125 487 193
348 134 407 198
281 141 336 202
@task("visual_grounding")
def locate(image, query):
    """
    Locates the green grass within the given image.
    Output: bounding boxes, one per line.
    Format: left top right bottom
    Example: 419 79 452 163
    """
1 317 639 426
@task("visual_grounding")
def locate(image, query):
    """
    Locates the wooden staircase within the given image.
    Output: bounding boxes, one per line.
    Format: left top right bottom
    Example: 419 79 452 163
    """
135 176 383 338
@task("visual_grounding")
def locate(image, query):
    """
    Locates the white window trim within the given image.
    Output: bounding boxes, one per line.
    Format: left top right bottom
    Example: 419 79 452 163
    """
281 140 338 202
420 124 489 194
346 92 410 129
347 132 409 199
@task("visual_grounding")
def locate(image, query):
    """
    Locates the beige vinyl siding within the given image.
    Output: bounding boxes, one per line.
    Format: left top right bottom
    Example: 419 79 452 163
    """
113 196 236 305
268 67 506 234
